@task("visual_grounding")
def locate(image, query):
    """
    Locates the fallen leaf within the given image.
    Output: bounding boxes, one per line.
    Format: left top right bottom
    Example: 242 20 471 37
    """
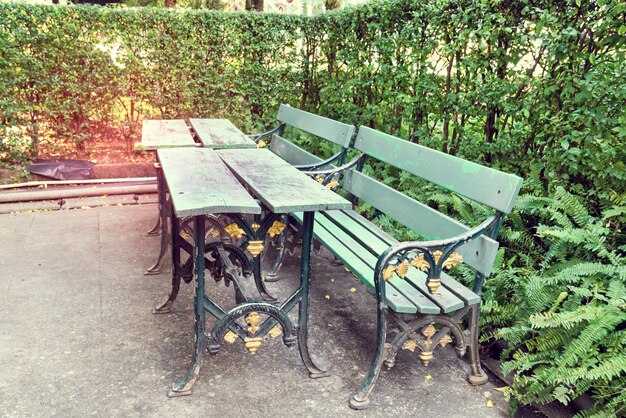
486 400 493 408
493 386 510 393
325 295 330 300
349 287 357 292
483 391 491 398
81 206 91 210
425 375 431 381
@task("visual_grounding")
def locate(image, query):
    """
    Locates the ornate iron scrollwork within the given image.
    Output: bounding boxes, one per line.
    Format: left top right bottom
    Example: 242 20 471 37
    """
224 223 246 239
382 250 464 293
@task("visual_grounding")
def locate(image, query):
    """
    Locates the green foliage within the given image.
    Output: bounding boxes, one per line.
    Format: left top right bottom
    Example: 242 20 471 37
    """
491 189 626 416
0 4 306 161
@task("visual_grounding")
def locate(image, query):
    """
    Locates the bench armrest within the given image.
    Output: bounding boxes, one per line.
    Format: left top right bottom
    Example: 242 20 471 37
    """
301 153 365 189
294 151 345 171
248 123 285 145
373 214 501 300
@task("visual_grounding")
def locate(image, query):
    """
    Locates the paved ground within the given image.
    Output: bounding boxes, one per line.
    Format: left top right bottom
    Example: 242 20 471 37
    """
0 201 547 417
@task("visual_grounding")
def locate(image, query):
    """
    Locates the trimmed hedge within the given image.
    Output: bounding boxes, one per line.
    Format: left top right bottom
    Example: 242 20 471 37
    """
0 4 306 161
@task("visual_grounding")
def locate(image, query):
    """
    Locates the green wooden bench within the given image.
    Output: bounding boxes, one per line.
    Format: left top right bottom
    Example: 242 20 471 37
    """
252 104 355 170
293 126 523 409
251 104 356 278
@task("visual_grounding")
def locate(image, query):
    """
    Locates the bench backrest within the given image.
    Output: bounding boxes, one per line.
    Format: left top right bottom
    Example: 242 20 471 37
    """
270 104 355 166
343 126 523 277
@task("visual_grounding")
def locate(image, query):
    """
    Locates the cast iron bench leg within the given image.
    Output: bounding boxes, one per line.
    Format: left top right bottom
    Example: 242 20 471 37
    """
349 302 389 410
467 304 489 385
263 215 289 282
153 212 182 314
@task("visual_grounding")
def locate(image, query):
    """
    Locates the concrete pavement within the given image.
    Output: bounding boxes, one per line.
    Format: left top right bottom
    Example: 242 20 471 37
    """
0 202 543 417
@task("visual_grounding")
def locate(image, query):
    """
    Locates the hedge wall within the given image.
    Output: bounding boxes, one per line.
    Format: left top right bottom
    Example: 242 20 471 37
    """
0 4 306 161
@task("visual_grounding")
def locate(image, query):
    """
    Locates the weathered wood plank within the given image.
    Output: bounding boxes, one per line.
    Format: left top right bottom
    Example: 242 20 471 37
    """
354 127 523 213
315 212 471 313
189 119 257 149
292 212 426 314
158 148 261 217
140 120 196 150
343 170 500 277
270 135 323 166
277 104 355 148
216 149 351 214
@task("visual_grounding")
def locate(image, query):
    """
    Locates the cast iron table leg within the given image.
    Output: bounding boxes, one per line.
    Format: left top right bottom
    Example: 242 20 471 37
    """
146 160 161 236
297 211 330 378
168 215 206 397
153 209 181 314
145 162 168 275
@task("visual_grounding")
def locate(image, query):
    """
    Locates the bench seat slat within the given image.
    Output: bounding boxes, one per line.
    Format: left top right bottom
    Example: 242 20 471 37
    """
292 212 424 313
318 211 475 312
343 170 500 277
293 211 478 313
323 210 481 308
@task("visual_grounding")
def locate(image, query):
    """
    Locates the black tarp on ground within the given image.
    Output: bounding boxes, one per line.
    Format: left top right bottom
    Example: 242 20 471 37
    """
27 159 95 180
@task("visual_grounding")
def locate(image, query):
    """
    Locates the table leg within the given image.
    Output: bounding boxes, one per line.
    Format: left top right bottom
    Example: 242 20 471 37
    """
168 215 206 397
264 214 289 282
146 160 161 236
145 163 168 275
297 211 330 378
154 210 181 314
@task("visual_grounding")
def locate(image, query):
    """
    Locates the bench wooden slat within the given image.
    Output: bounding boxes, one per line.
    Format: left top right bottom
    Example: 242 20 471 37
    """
343 170 500 277
189 119 257 149
292 212 430 314
141 120 196 150
317 211 474 312
158 148 261 217
294 211 478 314
354 127 523 214
217 149 351 214
270 135 324 166
277 104 355 148
323 210 481 309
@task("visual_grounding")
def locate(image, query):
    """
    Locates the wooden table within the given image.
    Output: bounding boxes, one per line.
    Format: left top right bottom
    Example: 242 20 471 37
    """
190 119 257 149
140 120 198 275
142 119 256 276
156 146 351 397
140 120 197 151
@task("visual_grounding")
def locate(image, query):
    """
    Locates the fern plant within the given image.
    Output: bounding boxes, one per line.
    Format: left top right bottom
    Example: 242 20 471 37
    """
493 188 626 417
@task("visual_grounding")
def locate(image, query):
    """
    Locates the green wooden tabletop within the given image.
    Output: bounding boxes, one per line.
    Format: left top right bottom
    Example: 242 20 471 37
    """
189 119 257 149
216 148 352 214
140 120 197 151
158 148 261 217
